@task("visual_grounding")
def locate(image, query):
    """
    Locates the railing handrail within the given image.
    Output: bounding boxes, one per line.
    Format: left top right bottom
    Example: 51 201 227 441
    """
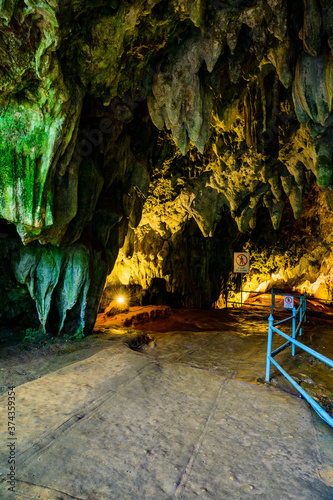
270 325 333 368
274 314 294 326
265 302 333 428
229 289 330 301
229 289 306 298
226 288 332 306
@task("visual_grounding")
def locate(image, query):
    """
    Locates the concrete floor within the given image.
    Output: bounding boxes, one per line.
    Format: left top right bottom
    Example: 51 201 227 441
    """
1 309 333 499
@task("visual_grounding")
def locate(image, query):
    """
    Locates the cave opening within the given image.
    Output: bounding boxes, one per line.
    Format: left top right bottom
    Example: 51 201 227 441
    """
1 1 333 496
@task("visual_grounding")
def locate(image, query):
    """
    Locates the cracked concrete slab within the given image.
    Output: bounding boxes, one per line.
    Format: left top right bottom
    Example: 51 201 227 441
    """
1 335 333 499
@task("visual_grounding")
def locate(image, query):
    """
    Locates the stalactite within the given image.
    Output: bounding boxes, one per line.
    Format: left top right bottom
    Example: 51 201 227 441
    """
260 71 267 133
244 92 253 148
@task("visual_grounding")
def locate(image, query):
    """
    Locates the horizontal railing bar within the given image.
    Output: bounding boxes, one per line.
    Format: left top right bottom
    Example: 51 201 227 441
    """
271 327 333 368
269 357 333 427
271 341 291 357
229 290 304 298
228 290 270 294
227 301 301 311
227 302 330 314
227 302 272 307
274 315 294 326
303 297 332 304
228 289 332 304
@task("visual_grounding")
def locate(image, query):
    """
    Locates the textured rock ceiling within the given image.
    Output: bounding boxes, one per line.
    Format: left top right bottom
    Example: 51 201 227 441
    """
0 0 333 333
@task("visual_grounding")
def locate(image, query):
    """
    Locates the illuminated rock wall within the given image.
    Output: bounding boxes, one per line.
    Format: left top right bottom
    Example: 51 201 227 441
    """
0 1 333 331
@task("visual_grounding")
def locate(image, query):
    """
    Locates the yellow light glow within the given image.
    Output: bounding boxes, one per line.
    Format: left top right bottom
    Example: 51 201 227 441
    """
117 295 125 305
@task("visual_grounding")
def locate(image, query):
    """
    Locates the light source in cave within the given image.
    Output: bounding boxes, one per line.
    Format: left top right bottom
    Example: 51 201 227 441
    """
113 288 131 307
103 291 130 318
116 295 126 305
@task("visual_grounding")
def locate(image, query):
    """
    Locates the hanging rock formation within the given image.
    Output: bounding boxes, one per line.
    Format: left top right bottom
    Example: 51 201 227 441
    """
0 0 333 332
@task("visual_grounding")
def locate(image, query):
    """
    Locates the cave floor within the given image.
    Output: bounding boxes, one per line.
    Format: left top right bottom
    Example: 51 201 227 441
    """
1 308 333 499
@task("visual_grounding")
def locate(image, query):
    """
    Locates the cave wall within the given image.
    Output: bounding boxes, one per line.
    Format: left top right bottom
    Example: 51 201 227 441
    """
107 197 234 308
0 1 333 332
238 186 333 302
107 177 333 310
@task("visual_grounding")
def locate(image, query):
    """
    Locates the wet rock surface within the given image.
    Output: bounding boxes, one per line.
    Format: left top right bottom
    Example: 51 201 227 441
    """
97 306 333 416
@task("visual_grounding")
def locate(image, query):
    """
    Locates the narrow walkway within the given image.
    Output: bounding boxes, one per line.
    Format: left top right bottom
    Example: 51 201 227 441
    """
1 311 333 499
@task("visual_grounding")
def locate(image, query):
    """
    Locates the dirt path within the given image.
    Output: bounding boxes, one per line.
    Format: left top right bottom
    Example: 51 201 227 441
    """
1 308 333 499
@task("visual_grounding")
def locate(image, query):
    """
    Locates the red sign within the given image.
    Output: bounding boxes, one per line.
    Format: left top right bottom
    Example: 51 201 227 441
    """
236 254 248 266
234 252 250 273
284 296 294 309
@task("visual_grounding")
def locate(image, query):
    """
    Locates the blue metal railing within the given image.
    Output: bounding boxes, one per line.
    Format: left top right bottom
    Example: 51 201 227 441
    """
270 289 307 318
226 287 333 314
265 298 333 428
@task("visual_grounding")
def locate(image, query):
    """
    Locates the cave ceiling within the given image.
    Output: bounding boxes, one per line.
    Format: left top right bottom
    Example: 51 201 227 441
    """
0 0 333 333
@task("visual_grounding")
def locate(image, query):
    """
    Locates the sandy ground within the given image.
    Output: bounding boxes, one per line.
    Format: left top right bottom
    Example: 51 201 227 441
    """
0 307 333 499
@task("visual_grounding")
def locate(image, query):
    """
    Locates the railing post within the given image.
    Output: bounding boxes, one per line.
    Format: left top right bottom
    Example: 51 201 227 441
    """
299 299 303 337
265 314 274 382
240 274 243 309
304 292 307 323
292 306 296 356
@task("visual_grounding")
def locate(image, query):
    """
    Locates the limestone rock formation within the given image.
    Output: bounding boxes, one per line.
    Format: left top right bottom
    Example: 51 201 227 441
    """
0 1 333 332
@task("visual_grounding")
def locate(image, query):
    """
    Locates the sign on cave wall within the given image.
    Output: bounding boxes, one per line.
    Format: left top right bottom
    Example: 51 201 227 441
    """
233 252 250 273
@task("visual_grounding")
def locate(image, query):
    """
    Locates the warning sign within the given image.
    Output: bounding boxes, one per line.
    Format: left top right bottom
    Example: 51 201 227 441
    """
234 252 250 273
284 296 294 309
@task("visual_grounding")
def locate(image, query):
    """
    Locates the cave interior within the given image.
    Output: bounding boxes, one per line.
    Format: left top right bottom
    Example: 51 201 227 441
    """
0 0 333 336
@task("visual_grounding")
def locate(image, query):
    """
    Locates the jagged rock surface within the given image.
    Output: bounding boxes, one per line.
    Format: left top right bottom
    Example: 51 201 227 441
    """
0 1 333 331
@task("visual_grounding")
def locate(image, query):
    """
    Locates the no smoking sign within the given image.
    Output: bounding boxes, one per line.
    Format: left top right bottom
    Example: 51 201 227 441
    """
234 252 250 273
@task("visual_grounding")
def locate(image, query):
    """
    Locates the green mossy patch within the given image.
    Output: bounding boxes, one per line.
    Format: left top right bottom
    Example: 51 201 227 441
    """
0 101 51 226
